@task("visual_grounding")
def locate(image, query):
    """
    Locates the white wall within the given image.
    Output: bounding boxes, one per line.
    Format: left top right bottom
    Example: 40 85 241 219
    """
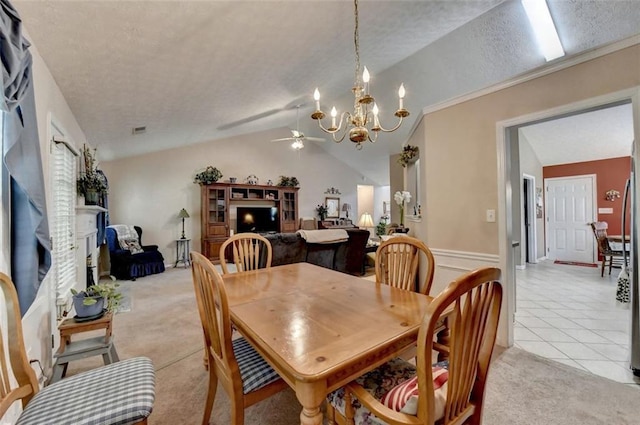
100 129 373 263
518 133 545 262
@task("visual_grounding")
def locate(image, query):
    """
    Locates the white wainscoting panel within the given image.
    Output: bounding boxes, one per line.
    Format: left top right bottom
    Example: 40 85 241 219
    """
430 249 500 296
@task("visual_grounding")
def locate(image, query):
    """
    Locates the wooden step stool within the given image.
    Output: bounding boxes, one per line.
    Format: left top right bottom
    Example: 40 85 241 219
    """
51 311 120 384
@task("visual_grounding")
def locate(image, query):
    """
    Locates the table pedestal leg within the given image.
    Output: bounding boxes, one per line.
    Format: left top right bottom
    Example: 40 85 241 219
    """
296 381 326 425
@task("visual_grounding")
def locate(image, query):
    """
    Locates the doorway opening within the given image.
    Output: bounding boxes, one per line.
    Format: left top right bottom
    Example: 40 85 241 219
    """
497 87 639 350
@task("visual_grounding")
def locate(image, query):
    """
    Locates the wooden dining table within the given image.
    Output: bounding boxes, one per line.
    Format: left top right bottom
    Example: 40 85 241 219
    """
222 262 439 425
609 234 630 243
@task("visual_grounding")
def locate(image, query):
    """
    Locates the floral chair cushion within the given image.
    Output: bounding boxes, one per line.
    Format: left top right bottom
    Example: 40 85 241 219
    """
327 358 449 425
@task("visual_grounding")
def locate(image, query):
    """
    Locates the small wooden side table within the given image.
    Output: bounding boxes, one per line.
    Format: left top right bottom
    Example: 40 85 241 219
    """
174 238 191 268
51 311 119 383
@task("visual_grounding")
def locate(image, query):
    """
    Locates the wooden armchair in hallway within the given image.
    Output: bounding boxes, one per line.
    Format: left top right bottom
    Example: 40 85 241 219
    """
189 252 287 425
219 232 273 274
326 268 503 425
375 236 436 295
0 273 155 425
590 221 625 277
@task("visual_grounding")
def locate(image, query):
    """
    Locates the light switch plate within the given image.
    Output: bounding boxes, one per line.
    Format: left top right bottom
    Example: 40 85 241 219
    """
486 209 496 222
598 207 613 214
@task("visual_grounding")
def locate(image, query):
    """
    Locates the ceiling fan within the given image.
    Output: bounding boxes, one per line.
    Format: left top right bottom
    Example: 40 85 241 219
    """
271 106 325 150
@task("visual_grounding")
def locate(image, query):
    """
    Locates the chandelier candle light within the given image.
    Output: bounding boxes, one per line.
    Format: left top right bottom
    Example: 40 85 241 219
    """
394 191 411 227
311 0 409 149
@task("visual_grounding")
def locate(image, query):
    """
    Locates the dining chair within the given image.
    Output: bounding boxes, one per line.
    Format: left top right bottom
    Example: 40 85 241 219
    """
589 221 625 277
189 251 287 425
326 267 503 425
219 232 273 274
0 272 155 425
375 235 435 295
299 217 319 230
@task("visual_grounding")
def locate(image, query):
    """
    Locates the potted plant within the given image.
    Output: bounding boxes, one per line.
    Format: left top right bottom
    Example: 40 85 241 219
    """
71 281 122 318
277 176 300 187
194 166 223 185
397 144 419 168
316 204 328 221
77 145 108 205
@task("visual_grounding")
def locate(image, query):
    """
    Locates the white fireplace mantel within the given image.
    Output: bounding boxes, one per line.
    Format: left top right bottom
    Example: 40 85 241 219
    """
75 205 107 291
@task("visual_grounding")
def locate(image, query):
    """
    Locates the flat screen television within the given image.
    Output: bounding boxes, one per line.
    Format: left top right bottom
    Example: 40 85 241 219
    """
236 206 279 234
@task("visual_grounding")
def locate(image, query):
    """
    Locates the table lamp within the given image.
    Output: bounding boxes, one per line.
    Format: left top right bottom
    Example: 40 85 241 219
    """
358 212 374 229
342 203 352 219
178 208 190 239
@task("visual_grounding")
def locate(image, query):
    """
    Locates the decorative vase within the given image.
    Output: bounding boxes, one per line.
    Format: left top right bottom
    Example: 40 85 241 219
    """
72 294 105 318
84 190 99 205
399 205 405 227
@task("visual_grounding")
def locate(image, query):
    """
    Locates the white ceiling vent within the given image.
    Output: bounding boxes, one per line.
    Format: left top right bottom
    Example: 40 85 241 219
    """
132 126 147 135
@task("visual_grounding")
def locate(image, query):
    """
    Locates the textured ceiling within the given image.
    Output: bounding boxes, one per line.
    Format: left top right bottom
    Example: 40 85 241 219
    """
12 0 640 185
521 104 634 167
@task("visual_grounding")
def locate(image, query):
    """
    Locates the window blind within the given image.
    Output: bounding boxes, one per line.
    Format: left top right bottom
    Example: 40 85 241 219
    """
51 139 78 304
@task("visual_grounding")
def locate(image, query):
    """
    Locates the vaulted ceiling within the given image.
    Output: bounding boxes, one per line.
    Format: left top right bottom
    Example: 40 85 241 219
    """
13 1 640 185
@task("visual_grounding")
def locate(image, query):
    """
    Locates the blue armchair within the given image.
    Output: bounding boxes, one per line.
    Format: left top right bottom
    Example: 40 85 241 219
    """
106 225 165 280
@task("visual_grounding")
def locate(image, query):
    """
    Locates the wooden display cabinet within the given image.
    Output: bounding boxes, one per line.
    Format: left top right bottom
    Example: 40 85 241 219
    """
200 183 299 261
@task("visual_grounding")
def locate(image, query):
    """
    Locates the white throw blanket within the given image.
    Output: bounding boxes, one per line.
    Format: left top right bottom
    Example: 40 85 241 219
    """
109 224 140 249
297 229 348 244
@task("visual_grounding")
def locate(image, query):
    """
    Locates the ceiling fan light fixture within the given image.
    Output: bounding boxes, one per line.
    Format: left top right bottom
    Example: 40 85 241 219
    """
291 139 304 150
310 0 409 150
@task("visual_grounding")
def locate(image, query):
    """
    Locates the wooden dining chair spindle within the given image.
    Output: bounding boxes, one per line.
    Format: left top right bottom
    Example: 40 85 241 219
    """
375 236 435 295
326 267 503 425
189 251 287 425
219 232 273 274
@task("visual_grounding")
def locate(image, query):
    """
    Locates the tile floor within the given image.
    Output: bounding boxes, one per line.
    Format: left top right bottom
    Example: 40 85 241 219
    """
515 259 640 387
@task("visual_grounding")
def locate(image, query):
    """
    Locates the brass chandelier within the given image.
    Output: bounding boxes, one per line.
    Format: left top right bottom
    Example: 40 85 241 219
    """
311 0 409 149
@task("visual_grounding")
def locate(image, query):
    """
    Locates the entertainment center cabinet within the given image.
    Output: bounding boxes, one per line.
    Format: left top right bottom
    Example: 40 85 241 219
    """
200 182 299 261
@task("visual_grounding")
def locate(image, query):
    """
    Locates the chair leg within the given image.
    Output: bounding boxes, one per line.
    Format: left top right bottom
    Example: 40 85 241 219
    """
609 255 614 275
110 343 120 362
601 257 606 277
202 367 218 425
230 395 245 425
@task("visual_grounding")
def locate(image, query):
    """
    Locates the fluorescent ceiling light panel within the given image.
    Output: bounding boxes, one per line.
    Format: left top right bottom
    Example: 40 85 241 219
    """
521 0 565 62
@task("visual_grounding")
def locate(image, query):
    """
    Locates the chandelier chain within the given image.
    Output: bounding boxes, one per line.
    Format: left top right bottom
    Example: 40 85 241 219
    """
354 0 360 85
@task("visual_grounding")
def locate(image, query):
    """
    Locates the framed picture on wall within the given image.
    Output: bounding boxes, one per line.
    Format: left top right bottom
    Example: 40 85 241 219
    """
325 197 340 218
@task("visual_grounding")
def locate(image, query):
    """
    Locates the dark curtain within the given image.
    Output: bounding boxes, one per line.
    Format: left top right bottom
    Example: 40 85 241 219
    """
1 0 51 315
96 169 109 246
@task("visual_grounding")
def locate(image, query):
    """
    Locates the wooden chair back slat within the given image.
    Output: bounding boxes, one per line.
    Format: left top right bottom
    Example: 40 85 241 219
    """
375 236 435 295
0 273 39 417
189 253 237 377
220 233 272 274
416 267 502 425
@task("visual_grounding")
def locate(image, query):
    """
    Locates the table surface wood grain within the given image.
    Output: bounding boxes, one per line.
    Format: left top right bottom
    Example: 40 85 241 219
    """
222 262 434 425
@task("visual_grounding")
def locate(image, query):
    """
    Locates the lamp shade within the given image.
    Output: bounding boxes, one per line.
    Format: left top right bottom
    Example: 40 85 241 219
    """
358 212 374 228
178 208 190 219
341 203 351 212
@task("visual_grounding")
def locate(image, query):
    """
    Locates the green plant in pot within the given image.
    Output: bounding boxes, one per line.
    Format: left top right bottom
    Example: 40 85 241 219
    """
193 166 223 185
77 145 108 205
71 282 122 318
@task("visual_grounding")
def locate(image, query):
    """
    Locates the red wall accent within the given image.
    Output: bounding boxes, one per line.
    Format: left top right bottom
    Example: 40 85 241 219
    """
543 156 631 236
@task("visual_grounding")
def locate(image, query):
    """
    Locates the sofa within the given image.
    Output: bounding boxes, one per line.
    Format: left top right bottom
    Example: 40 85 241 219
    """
106 225 165 280
264 229 370 275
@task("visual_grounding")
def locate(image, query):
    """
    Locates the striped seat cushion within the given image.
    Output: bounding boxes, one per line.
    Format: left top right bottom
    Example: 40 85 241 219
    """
327 358 449 425
233 337 281 394
17 357 155 425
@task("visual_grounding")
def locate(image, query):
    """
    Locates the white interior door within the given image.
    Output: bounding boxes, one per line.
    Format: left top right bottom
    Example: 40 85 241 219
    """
546 175 595 263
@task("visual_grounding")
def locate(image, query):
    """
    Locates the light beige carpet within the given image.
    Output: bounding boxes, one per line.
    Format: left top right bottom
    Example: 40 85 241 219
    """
60 267 640 424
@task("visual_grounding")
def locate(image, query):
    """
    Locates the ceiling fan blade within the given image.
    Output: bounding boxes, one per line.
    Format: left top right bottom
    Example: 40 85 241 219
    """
305 137 326 143
217 97 309 131
217 108 282 131
271 137 296 143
